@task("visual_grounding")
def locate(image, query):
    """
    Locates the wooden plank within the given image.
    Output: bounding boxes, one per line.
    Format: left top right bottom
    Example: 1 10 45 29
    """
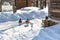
16 0 32 10
28 0 32 7
49 0 60 20
16 0 26 9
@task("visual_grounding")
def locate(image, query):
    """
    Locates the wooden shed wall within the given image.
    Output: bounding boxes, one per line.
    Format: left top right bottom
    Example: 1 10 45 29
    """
16 0 26 10
28 0 32 7
0 0 39 12
49 0 60 20
15 0 32 10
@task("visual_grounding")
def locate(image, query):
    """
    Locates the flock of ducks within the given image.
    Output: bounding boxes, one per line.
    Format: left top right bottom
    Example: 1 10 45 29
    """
18 16 58 28
19 18 30 25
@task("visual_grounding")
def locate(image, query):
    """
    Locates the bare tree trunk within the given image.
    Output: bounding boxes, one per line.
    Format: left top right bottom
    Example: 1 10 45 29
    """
12 0 16 13
40 0 44 9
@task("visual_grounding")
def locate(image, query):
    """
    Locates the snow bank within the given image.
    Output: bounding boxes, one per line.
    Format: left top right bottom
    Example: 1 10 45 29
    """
0 7 47 22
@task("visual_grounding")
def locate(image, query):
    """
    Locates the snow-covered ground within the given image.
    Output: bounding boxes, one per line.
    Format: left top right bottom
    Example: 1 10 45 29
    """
0 19 43 40
33 23 60 40
0 6 60 40
0 6 48 40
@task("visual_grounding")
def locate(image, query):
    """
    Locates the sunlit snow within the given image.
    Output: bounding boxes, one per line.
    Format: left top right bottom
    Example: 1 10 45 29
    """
0 5 60 40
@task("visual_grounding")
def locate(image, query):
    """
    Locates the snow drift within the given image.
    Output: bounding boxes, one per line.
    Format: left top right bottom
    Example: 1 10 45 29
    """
33 23 60 40
0 7 47 22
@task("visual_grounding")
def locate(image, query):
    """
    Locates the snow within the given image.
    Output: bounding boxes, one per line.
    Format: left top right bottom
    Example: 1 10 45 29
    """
2 5 13 12
0 6 47 40
0 5 60 40
0 19 43 40
33 23 60 40
0 7 47 22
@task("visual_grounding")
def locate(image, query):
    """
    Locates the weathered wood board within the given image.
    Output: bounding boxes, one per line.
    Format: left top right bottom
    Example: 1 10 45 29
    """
49 0 60 20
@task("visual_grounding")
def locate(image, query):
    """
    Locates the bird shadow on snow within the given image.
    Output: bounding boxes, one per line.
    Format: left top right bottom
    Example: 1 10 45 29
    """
0 11 46 23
